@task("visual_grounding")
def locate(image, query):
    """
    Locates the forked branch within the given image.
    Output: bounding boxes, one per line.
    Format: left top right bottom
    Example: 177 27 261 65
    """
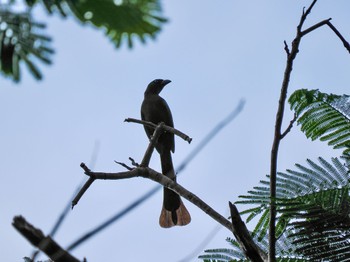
75 121 266 261
269 0 350 261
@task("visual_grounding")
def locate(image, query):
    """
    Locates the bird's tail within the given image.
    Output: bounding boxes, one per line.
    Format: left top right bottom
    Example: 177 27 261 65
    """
159 151 191 228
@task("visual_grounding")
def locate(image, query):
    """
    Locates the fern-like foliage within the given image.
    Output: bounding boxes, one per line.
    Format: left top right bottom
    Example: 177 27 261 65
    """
201 156 350 261
26 0 167 48
289 89 350 154
199 235 304 262
0 7 53 81
1 0 166 81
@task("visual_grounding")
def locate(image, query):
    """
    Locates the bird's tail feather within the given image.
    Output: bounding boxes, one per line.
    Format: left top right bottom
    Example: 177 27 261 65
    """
159 199 191 228
159 151 191 228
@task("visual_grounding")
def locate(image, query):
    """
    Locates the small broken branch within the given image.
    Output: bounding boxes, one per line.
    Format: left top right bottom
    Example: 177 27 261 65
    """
229 202 267 262
71 177 95 209
12 216 81 262
114 160 134 170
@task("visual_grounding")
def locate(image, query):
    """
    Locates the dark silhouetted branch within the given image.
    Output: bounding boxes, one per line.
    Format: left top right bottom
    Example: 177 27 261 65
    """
270 3 350 260
270 1 318 261
72 121 188 208
78 162 267 261
229 202 267 262
12 216 81 262
71 177 95 208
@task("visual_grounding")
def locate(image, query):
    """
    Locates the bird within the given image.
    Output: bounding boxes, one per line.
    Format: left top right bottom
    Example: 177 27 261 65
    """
141 79 191 228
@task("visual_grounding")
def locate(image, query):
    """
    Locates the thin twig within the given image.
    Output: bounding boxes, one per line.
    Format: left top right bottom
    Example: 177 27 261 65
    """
300 17 350 53
326 21 350 53
128 157 139 167
114 160 134 171
301 18 331 36
283 41 290 56
71 177 95 209
125 118 192 144
280 113 297 139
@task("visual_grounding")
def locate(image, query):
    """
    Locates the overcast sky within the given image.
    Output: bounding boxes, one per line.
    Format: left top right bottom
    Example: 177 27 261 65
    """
2 1 350 261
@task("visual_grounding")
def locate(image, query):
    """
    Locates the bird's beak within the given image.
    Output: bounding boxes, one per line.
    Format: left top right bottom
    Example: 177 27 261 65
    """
162 79 171 86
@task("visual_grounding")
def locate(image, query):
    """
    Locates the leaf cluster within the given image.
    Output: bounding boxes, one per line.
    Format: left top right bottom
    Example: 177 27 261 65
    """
1 0 167 82
0 7 53 81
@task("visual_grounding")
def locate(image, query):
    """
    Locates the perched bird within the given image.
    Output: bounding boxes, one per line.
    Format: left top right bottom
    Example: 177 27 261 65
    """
141 79 191 228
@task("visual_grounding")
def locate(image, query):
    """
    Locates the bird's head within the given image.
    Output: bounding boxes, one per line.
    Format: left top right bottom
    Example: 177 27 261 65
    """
144 79 171 95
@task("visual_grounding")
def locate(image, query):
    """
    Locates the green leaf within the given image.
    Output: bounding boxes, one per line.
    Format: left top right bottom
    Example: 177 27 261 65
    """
0 8 53 82
289 89 350 154
70 0 167 48
28 0 167 48
236 156 350 261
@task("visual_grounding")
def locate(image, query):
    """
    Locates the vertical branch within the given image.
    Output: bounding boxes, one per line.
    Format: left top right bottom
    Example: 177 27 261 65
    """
269 1 317 261
139 122 165 167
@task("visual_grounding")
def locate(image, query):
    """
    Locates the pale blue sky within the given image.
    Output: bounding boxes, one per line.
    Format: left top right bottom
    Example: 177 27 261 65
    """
1 1 350 261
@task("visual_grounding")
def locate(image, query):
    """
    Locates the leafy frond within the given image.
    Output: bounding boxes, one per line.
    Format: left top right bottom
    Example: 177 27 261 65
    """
235 157 350 261
26 0 167 48
289 89 350 154
199 233 305 261
199 247 246 262
0 8 53 81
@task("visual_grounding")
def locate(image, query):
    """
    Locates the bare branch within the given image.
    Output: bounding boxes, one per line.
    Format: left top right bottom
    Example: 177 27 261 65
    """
12 216 81 262
71 164 95 209
139 122 165 167
326 21 350 53
297 0 318 33
77 163 267 261
81 163 139 180
301 18 331 36
66 100 245 254
269 1 318 261
125 118 192 144
128 157 139 167
114 160 134 170
300 17 350 54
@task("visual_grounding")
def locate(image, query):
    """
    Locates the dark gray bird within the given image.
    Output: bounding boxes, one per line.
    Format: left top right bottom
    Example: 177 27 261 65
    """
141 79 191 228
